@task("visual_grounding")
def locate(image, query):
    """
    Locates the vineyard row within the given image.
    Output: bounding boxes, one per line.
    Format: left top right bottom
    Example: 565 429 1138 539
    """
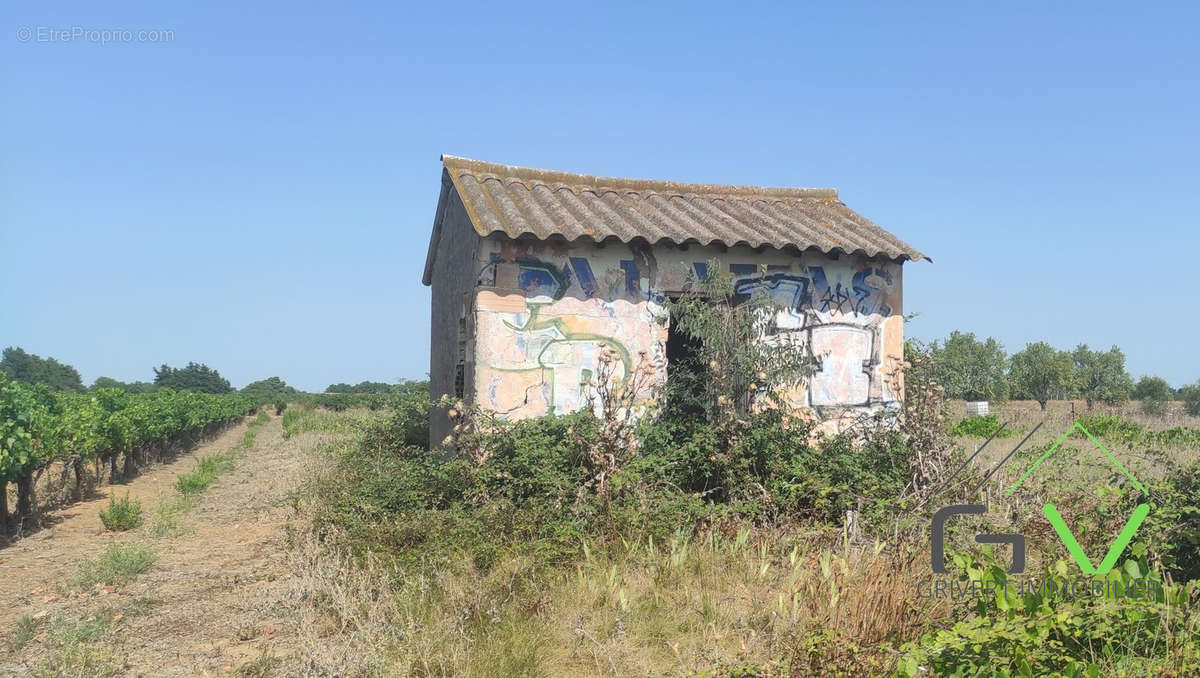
0 375 260 523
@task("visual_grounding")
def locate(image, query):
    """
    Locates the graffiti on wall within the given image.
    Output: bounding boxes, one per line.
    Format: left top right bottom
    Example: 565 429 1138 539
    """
730 263 902 416
474 291 666 416
731 267 894 317
473 239 902 428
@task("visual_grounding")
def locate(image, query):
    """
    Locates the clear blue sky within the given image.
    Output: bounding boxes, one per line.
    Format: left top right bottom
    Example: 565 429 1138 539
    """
3 1 1197 391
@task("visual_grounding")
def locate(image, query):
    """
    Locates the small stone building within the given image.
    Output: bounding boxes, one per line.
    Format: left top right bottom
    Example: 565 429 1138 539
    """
422 155 927 446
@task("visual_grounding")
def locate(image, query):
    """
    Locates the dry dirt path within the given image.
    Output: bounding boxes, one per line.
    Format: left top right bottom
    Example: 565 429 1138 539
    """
0 413 326 677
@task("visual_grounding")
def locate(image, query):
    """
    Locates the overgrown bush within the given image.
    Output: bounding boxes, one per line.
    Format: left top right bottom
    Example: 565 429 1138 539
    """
665 265 815 421
1076 413 1144 442
1074 414 1200 450
948 414 1015 438
98 493 143 531
896 555 1200 677
1144 426 1200 448
314 265 935 569
363 389 429 449
636 408 911 527
314 398 919 572
897 340 958 503
1127 460 1200 584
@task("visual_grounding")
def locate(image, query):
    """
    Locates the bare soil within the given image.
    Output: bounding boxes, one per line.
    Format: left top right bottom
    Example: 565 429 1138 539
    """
0 414 319 676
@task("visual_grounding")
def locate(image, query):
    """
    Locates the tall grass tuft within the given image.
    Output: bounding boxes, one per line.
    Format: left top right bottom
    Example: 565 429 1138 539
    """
74 543 155 589
98 493 143 531
175 453 235 494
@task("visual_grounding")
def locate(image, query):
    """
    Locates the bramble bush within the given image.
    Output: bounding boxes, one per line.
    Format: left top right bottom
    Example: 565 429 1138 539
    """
314 404 916 571
1121 459 1200 585
312 265 942 570
895 553 1200 678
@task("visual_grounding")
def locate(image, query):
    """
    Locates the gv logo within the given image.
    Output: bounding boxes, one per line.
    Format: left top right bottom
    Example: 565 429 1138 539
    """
931 504 1025 574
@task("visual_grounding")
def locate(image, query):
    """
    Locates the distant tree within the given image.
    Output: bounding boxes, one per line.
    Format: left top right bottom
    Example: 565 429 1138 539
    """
928 331 1009 402
90 377 157 393
1180 380 1200 417
90 376 124 390
1133 375 1173 416
152 362 232 394
1009 342 1075 411
0 347 84 391
1071 344 1133 409
394 379 430 399
325 380 402 394
241 376 298 401
1132 375 1172 400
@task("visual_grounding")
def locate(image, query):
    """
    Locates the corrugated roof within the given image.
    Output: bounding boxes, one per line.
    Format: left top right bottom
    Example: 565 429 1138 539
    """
424 155 928 284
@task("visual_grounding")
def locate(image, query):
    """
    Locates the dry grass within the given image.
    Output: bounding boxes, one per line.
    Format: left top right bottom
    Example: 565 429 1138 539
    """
287 521 947 677
279 403 1197 676
978 398 1197 432
943 399 1199 493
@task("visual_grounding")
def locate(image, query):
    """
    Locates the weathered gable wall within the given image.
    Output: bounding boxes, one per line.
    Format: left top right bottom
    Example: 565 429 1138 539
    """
469 234 904 431
427 187 482 448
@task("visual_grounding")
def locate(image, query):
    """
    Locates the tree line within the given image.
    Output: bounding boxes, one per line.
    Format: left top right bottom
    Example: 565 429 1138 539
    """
324 380 426 395
926 331 1200 415
1 347 239 394
0 346 421 404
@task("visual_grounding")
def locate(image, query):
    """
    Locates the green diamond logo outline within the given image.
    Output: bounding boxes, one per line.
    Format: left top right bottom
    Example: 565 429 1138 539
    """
1005 421 1150 575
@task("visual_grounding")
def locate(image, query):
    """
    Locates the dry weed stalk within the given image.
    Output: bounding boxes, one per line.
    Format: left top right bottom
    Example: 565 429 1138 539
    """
886 345 954 503
576 347 659 497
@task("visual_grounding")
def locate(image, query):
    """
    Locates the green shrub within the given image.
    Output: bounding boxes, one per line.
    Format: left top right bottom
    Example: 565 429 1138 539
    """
1143 426 1200 448
98 493 143 531
1128 460 1200 583
948 414 1015 438
1075 414 1143 442
1142 394 1169 417
896 555 1200 677
774 419 911 526
280 408 304 436
314 399 918 571
358 392 430 450
174 471 209 494
636 408 911 527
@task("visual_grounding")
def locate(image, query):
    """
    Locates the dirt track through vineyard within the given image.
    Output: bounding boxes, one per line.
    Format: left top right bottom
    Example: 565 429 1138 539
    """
0 414 316 676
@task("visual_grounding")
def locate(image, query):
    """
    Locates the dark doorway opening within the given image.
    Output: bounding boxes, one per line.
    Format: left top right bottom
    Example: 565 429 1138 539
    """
665 309 700 367
664 302 706 415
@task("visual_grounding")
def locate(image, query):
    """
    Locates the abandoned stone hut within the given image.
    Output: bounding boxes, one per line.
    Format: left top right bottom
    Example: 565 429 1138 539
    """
422 155 927 446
